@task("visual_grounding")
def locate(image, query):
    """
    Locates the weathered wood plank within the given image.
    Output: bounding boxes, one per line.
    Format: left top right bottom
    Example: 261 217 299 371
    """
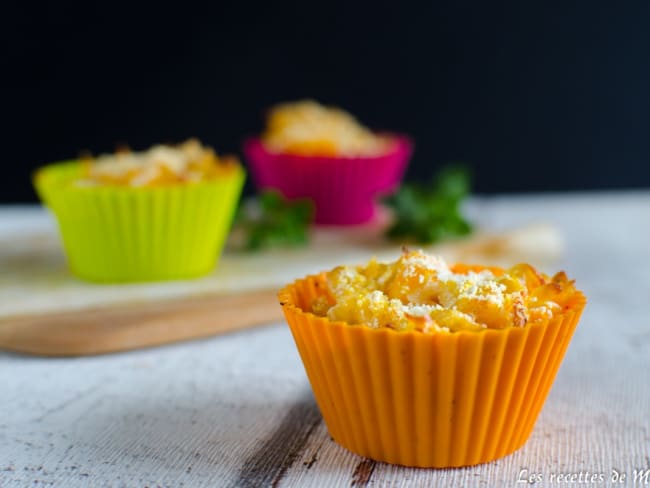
235 393 322 488
1 192 649 487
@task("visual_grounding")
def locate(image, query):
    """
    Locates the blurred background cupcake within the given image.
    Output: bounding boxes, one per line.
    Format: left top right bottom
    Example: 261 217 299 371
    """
34 139 245 282
244 100 413 225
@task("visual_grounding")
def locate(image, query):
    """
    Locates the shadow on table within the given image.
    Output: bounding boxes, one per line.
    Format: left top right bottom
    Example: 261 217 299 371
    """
73 386 323 486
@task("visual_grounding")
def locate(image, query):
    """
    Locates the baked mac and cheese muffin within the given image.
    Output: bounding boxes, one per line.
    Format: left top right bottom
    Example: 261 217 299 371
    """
279 250 586 467
34 139 245 282
244 100 412 225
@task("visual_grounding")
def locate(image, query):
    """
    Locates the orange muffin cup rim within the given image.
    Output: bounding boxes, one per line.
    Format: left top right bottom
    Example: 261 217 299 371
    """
278 267 587 338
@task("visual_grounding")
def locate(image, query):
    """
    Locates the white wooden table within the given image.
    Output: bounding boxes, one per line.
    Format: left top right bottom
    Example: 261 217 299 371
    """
1 192 649 487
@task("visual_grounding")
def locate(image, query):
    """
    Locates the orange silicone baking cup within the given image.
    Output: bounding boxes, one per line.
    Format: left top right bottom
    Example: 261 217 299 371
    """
279 269 586 468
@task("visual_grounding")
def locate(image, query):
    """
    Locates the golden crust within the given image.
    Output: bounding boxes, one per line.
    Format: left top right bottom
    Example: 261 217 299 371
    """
261 100 392 157
77 139 238 187
311 250 578 333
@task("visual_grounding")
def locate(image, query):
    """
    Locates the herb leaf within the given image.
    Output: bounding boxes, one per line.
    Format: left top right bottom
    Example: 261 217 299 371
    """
383 165 473 244
235 190 314 250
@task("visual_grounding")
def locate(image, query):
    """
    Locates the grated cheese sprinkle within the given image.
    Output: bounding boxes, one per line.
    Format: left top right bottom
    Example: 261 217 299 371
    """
262 100 394 157
312 249 577 333
76 139 238 187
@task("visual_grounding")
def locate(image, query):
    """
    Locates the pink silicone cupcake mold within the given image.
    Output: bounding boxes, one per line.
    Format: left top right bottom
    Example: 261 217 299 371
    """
243 135 413 225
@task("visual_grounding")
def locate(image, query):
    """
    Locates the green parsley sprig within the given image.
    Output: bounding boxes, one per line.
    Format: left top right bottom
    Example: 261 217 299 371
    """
235 190 314 251
383 165 473 244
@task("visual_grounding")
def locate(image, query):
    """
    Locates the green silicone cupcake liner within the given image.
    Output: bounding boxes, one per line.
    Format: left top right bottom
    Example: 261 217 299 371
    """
34 160 245 283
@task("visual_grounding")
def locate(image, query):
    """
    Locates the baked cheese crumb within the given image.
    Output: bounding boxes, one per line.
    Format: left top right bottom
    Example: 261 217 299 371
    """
262 100 394 157
312 250 577 333
76 139 238 187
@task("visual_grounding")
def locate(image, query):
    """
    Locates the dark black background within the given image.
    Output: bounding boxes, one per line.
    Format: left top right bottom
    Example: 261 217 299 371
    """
5 1 650 203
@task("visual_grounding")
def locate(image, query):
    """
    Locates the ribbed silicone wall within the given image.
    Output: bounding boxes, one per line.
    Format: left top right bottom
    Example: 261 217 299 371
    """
280 274 586 468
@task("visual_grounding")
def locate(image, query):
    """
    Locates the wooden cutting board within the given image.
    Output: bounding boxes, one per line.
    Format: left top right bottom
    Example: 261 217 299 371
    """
0 208 563 357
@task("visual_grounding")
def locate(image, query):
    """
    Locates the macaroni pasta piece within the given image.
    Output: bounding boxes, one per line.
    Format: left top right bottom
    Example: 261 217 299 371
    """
262 100 393 157
311 250 577 333
77 139 238 187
